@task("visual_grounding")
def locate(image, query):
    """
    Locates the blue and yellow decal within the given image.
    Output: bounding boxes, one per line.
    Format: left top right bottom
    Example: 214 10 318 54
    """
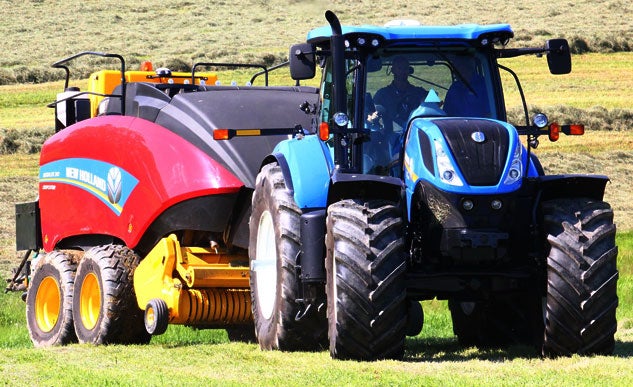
40 158 139 216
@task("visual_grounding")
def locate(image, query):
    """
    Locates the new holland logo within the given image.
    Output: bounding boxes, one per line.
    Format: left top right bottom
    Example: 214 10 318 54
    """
39 158 138 216
471 131 486 143
107 167 123 204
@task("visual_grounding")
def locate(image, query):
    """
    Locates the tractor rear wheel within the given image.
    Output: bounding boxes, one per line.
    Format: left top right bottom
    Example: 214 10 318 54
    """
249 163 326 351
26 251 79 347
326 199 407 360
72 245 150 345
541 198 618 356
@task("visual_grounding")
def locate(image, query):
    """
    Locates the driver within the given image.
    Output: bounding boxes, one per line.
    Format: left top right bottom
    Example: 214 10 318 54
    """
373 56 428 131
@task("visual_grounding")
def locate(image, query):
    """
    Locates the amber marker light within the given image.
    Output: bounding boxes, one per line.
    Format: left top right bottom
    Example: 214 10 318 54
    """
236 129 261 136
213 129 230 140
564 124 585 136
548 122 560 142
319 121 330 141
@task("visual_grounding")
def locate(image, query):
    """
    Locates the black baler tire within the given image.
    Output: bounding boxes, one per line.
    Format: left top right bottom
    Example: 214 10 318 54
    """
72 245 150 345
26 251 78 347
249 163 326 351
326 199 407 360
541 198 618 356
144 298 169 336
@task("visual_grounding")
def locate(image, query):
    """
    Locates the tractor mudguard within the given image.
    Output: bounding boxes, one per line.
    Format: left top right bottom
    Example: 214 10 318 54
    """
328 169 404 204
535 174 610 202
270 134 334 209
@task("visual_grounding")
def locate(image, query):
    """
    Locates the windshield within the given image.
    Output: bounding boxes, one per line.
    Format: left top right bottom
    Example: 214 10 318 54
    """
366 49 498 132
318 47 501 176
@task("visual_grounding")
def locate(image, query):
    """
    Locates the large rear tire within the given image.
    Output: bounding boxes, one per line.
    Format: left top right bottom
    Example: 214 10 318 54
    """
249 163 326 351
326 199 407 360
541 198 618 356
25 251 79 347
72 245 150 345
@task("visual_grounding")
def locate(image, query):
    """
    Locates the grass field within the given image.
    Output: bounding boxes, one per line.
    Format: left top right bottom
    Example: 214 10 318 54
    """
1 0 632 85
1 0 633 385
1 234 632 385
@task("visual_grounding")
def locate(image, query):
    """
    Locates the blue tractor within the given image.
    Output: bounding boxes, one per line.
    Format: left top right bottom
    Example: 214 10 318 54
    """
247 11 618 360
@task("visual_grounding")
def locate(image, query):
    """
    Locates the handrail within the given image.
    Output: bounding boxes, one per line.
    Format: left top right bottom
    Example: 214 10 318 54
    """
192 62 268 86
52 51 126 115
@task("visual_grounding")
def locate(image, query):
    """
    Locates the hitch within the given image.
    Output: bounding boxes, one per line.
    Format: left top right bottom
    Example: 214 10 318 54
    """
294 283 326 322
5 249 32 294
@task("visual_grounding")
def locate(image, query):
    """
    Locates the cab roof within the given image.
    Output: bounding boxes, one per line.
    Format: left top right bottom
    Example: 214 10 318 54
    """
306 22 514 45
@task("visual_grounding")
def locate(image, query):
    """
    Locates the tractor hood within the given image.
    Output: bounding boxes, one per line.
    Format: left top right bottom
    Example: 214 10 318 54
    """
403 116 526 196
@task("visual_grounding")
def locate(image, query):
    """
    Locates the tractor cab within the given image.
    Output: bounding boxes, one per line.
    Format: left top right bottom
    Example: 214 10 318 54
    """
290 18 572 177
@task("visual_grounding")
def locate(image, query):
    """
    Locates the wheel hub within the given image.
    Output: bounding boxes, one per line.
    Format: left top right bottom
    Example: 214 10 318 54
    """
253 210 277 320
79 272 101 330
34 276 61 333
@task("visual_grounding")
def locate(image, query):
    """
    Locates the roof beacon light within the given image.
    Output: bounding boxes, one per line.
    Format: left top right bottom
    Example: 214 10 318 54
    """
385 19 421 27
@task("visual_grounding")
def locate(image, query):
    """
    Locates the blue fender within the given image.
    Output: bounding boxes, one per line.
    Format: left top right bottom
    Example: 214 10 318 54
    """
271 134 334 209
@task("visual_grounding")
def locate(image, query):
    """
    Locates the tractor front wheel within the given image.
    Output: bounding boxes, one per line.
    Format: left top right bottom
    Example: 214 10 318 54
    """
26 251 79 347
72 245 150 345
541 198 619 356
249 163 326 351
326 199 407 360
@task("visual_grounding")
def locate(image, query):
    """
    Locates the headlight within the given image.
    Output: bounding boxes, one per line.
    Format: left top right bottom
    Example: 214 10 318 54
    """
434 140 463 186
533 113 548 128
333 112 349 127
503 143 523 185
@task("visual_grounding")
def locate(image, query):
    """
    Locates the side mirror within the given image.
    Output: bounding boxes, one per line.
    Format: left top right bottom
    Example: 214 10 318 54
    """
545 39 572 75
289 43 316 80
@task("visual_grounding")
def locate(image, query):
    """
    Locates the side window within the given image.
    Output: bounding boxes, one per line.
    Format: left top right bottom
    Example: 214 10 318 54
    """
320 59 333 125
320 57 358 128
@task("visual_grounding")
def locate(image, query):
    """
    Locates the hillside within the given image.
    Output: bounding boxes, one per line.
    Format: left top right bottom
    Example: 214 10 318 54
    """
1 0 632 84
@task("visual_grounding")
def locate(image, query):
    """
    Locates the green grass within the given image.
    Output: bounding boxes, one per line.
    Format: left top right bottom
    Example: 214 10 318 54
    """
501 52 633 111
1 233 631 384
2 344 631 386
1 244 633 385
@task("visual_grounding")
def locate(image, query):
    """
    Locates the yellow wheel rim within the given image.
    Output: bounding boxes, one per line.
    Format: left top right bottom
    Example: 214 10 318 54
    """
146 305 156 327
79 272 101 330
34 276 61 333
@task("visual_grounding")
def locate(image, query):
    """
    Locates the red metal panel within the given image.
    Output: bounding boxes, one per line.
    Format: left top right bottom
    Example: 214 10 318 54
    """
38 115 243 251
